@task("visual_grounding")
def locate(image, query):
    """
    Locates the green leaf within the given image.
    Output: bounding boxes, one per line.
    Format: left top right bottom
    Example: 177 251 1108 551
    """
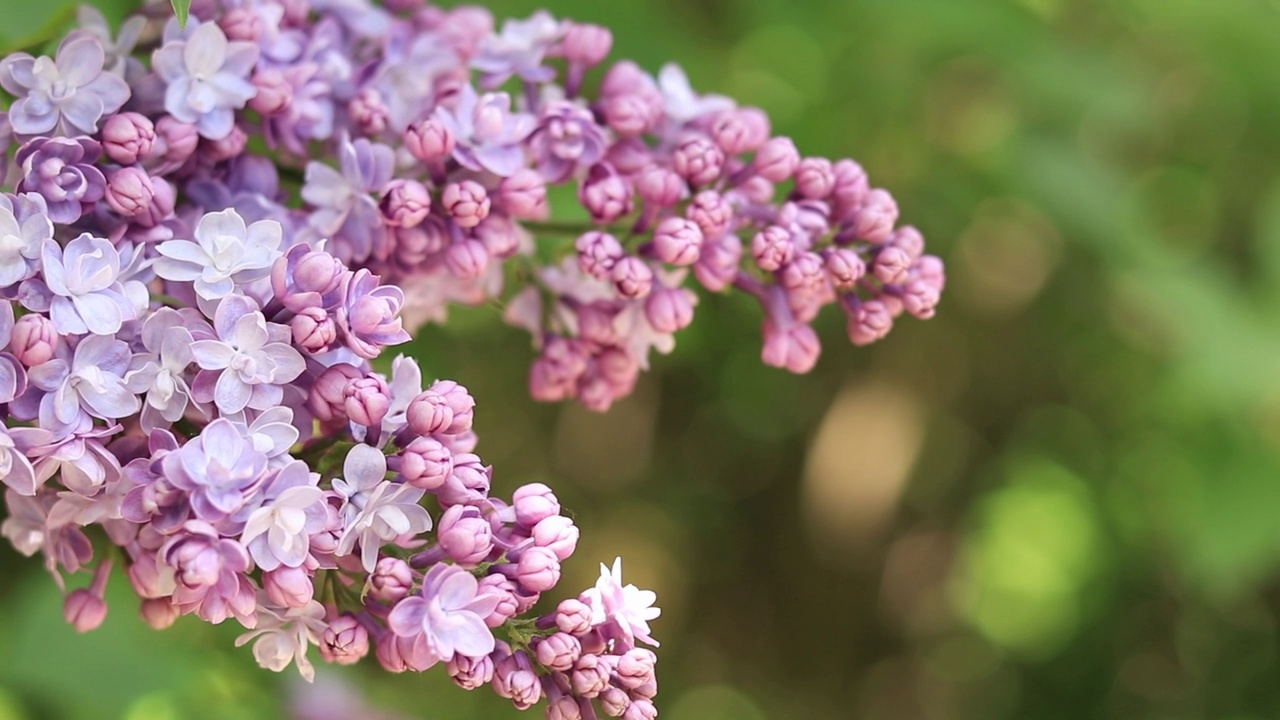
171 0 190 28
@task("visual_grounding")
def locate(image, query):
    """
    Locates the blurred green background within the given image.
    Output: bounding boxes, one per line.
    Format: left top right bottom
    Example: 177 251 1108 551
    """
4 0 1280 718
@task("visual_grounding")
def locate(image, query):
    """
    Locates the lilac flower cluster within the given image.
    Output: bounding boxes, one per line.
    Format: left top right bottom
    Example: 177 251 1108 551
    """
0 3 669 716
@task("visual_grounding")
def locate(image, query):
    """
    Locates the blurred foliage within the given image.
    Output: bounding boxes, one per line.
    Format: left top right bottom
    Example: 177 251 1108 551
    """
5 0 1280 718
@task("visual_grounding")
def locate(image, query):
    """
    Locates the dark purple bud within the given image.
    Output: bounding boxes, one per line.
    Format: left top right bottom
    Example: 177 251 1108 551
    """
399 436 453 490
848 188 899 243
651 216 702 266
249 69 292 116
344 375 391 428
635 166 684 208
561 23 613 66
579 164 632 223
11 313 56 367
795 157 835 199
291 307 337 353
442 180 490 228
404 118 455 162
64 589 107 633
611 256 653 299
873 245 912 285
379 179 431 227
263 566 314 608
497 168 547 220
576 231 624 279
512 483 560 528
672 135 725 186
309 363 363 422
534 632 582 672
105 167 156 217
437 504 494 566
101 112 155 165
370 557 413 603
822 247 865 289
753 136 800 182
644 286 695 334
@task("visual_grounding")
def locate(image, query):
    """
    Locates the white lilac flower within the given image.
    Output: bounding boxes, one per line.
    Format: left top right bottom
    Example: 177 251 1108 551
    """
153 209 284 308
25 234 140 336
333 443 431 573
581 556 661 647
238 406 301 465
151 21 259 140
191 294 305 415
125 309 204 432
387 563 501 669
471 11 563 87
656 63 735 128
27 334 139 437
240 461 325 571
235 599 327 682
0 193 53 289
0 428 37 496
0 33 129 135
380 354 423 437
1 488 48 556
76 6 145 78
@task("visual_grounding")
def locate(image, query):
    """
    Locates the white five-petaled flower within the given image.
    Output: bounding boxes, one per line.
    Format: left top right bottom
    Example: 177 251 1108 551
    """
153 209 283 307
235 598 327 682
151 21 259 140
0 193 52 289
582 556 661 647
333 444 432 573
240 461 326 571
125 308 204 432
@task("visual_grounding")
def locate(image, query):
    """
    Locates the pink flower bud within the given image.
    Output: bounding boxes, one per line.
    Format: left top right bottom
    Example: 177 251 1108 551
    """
430 380 475 432
889 225 925 261
308 363 363 422
369 557 414 603
448 653 495 690
548 696 583 720
375 632 409 673
515 546 561 592
101 112 155 165
349 88 390 136
379 179 431 227
479 575 520 627
155 116 199 166
249 69 292 115
320 614 369 665
848 188 899 243
140 598 178 630
576 231 624 279
442 180 490 228
561 23 613 66
623 699 658 720
202 123 248 163
753 136 800 182
644 286 695 334
651 216 703 266
64 589 107 632
694 232 741 292
506 668 542 710
611 256 653 298
264 566 315 608
739 107 772 149
344 375 391 427
133 176 176 228
710 110 753 155
846 298 893 346
901 279 941 319
291 307 337 353
795 156 835 199
497 168 547 219
596 347 639 395
555 598 593 635
532 515 579 561
917 254 946 287
407 380 474 436
534 632 582 672
10 313 56 366
672 135 725 186
105 167 155 217
475 215 521 258
512 483 560 528
405 118 455 162
872 245 912 285
616 649 657 690
571 654 611 697
579 164 632 223
635 166 684 208
762 321 821 373
437 504 494 565
686 190 732 238
219 7 262 41
822 247 865 289
831 158 869 212
399 436 453 489
600 687 632 717
780 252 825 292
604 138 652 176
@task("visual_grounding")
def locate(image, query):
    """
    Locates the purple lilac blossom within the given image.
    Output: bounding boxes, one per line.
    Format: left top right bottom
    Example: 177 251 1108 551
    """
151 21 259 140
0 33 129 136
